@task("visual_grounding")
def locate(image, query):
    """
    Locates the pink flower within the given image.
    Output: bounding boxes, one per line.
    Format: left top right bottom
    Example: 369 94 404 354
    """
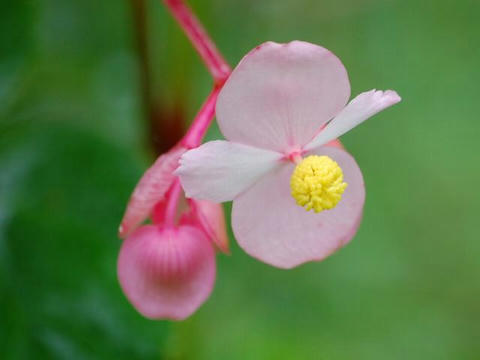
176 41 401 269
117 146 228 320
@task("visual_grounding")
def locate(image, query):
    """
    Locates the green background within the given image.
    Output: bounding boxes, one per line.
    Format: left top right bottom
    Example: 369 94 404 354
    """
1 0 479 358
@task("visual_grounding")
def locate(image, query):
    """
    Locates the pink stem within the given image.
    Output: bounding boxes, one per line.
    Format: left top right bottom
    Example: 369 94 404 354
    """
180 85 222 148
164 179 183 226
163 0 231 84
160 0 231 220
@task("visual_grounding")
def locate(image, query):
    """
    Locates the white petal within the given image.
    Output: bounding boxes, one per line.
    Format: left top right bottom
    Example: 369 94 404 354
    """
175 141 283 203
305 90 401 151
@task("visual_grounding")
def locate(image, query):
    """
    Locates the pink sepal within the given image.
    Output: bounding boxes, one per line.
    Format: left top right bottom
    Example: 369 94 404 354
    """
119 146 186 238
185 199 229 254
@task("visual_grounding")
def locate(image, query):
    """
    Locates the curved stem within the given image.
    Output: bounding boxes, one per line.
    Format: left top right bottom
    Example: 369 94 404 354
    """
159 0 231 227
163 0 231 149
164 179 182 226
180 84 222 148
163 0 230 84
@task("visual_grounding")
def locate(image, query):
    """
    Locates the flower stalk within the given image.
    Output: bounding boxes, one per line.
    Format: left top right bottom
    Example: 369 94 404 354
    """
118 1 231 320
180 85 222 148
163 0 230 148
163 179 182 226
163 0 230 84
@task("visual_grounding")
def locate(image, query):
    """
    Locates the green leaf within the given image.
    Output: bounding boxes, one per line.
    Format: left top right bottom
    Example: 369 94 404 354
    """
0 124 168 359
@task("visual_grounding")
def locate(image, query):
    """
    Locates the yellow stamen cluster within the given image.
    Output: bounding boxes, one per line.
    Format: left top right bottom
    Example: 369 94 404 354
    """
290 155 347 213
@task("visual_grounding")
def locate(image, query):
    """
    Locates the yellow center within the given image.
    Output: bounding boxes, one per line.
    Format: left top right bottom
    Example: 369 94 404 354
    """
290 155 347 213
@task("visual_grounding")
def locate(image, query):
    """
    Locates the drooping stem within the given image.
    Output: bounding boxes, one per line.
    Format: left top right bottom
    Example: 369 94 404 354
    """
160 0 230 218
163 0 231 84
163 0 231 147
164 179 183 226
180 84 222 148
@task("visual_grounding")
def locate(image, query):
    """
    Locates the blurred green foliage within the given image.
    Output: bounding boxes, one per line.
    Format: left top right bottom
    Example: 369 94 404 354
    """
1 0 479 359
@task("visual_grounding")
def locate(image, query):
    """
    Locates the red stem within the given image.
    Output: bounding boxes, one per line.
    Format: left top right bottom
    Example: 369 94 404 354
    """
163 0 230 84
180 84 222 148
164 179 183 226
161 0 231 217
163 0 231 147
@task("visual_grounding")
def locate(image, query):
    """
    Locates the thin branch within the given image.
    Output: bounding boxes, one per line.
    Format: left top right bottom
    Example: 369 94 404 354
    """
163 0 231 148
163 0 231 84
180 84 222 148
163 179 183 226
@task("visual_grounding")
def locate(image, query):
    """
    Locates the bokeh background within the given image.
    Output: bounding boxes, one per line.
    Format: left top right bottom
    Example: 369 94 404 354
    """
1 0 479 358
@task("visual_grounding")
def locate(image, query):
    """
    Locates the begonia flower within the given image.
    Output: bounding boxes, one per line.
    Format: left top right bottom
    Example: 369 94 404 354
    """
176 41 401 269
118 145 228 320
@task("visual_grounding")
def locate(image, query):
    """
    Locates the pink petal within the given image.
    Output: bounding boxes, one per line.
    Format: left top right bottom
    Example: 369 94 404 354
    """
216 41 350 152
188 199 229 254
119 146 186 238
117 224 216 320
305 90 401 151
232 146 365 269
175 140 282 202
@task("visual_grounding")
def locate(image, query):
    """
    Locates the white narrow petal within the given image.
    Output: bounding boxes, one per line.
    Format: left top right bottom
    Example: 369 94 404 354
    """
175 140 283 203
305 90 401 151
216 41 351 152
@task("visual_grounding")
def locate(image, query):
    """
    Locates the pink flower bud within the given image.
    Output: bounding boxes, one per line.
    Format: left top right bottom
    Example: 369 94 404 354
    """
117 224 216 320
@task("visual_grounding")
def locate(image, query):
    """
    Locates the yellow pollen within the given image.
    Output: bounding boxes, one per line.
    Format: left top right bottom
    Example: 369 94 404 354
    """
290 155 347 213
